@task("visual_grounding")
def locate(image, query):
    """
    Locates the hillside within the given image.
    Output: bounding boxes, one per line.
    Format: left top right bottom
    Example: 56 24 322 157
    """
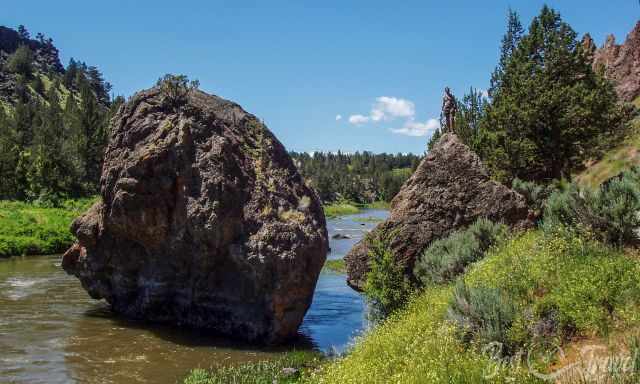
0 25 117 202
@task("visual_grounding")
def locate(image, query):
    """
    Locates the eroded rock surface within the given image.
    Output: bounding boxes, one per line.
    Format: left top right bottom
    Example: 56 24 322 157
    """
345 134 531 291
591 21 640 103
63 87 328 343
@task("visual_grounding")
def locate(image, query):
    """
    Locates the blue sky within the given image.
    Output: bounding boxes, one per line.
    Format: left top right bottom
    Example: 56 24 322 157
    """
4 1 639 154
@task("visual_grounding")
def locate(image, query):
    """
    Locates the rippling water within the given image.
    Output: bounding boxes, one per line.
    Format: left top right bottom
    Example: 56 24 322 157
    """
0 209 388 384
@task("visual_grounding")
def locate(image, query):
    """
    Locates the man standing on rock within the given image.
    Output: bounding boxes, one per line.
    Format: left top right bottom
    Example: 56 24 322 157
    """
441 87 457 134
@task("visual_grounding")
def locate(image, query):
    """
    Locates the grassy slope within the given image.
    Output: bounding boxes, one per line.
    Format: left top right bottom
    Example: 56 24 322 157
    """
185 229 640 383
576 98 640 188
0 198 97 257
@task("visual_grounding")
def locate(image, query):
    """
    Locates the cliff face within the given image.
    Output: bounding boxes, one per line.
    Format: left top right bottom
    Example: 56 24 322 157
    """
591 21 640 103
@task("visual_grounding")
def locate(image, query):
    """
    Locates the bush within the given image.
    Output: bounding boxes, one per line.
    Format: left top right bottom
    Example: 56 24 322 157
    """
511 178 556 220
543 168 640 246
447 281 517 354
156 74 199 109
364 230 415 320
414 218 506 286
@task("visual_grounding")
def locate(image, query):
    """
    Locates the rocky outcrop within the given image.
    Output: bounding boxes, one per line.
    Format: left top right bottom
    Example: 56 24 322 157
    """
345 134 531 291
63 86 328 343
591 21 640 103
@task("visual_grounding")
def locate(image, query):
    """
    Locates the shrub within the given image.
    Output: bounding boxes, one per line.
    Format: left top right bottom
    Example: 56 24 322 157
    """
447 281 517 354
364 230 415 320
414 218 506 287
464 230 640 347
511 178 556 220
543 168 640 246
156 74 199 109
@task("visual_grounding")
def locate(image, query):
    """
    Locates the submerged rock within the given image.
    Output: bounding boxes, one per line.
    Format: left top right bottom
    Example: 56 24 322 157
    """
63 86 328 343
344 133 531 291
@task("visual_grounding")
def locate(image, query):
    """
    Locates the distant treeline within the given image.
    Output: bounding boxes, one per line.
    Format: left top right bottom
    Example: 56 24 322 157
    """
0 26 121 204
290 151 421 203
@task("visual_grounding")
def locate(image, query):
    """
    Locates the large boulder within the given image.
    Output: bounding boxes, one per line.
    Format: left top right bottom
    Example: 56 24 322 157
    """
62 86 328 343
591 21 640 103
345 133 531 291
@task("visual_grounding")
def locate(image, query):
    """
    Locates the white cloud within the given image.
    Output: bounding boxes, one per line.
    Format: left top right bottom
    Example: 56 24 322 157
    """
371 96 415 121
390 118 440 137
348 114 370 125
335 114 342 121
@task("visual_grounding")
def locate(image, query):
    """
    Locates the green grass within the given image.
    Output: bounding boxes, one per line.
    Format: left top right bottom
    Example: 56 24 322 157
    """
302 230 640 383
322 259 346 274
183 351 322 384
323 200 391 219
362 201 390 210
0 197 98 257
576 118 640 188
323 202 361 218
304 286 540 383
464 229 640 344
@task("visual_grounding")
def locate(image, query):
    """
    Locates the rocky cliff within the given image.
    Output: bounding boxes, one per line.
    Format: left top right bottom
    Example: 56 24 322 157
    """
63 85 328 343
590 21 640 103
345 133 531 291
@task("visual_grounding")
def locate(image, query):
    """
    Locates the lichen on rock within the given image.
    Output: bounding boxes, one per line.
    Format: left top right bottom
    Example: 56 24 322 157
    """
345 133 531 291
63 85 328 343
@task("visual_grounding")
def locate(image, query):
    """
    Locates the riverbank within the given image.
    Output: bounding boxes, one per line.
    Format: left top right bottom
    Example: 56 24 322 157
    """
0 198 96 257
323 201 390 219
184 227 640 383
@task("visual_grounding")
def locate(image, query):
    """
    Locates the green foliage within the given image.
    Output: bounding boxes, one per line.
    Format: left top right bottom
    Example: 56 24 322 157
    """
447 281 517 354
543 168 640 246
156 74 199 109
323 259 346 274
322 201 360 218
291 151 420 204
511 178 557 219
0 197 97 257
305 286 541 383
364 230 415 320
0 53 114 201
478 6 631 182
464 230 640 349
5 45 34 78
414 218 506 286
183 351 321 384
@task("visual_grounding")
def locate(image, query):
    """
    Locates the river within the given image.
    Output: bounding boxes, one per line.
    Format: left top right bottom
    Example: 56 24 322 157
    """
0 209 389 384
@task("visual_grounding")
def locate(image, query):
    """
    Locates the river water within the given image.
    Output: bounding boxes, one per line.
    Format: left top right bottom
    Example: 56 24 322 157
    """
0 209 388 384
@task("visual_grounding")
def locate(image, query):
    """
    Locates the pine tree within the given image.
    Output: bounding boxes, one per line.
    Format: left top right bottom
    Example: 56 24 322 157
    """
489 8 524 97
478 5 630 182
0 106 19 198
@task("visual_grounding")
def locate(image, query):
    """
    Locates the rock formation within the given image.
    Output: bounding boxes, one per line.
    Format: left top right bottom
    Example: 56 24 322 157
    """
63 85 328 343
345 133 530 291
591 21 640 103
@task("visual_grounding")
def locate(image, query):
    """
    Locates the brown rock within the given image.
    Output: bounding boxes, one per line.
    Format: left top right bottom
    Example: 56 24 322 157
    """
345 133 531 291
62 86 328 343
591 22 640 103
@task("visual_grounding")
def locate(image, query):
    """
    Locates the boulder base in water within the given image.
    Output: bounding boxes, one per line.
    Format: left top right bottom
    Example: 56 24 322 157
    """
63 87 328 343
345 133 531 291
